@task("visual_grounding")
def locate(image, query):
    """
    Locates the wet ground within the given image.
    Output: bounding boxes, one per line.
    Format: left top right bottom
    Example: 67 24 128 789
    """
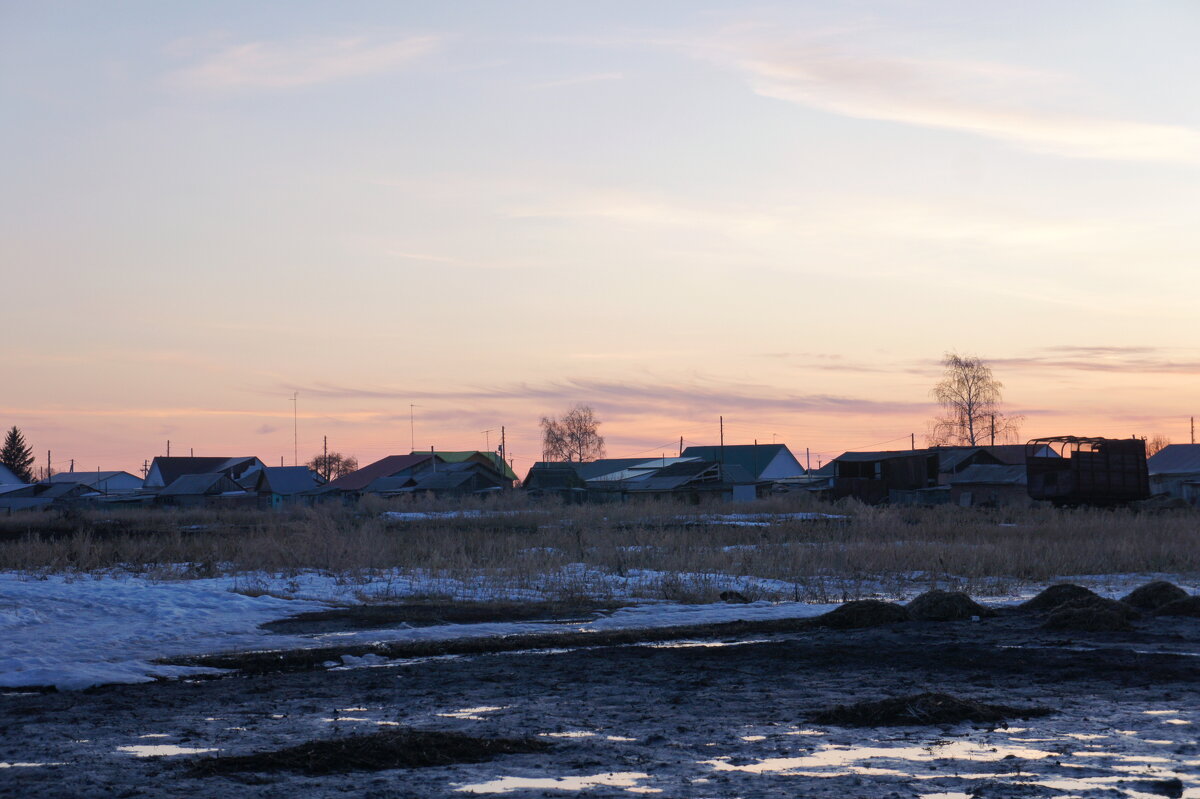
2 608 1199 798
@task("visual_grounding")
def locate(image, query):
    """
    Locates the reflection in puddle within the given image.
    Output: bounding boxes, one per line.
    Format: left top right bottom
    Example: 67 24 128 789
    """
644 640 766 649
541 731 597 739
0 762 64 768
118 745 219 757
705 741 1058 774
438 706 507 721
457 772 658 794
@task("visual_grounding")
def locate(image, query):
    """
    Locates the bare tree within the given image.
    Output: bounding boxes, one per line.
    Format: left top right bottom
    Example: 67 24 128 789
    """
1145 434 1171 457
307 452 358 482
541 404 605 462
927 353 1023 447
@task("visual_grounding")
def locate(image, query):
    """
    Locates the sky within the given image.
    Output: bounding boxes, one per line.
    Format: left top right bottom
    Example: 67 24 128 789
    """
3 1 1200 478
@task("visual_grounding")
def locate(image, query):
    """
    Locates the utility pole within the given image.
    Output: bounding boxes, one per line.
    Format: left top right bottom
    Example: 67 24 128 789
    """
410 404 417 453
1192 417 1195 445
678 436 683 457
323 435 328 481
142 459 149 479
500 426 506 473
719 416 725 464
167 440 170 457
911 433 915 450
990 414 996 446
806 447 811 474
69 458 74 473
290 392 298 466
47 450 51 480
190 447 193 457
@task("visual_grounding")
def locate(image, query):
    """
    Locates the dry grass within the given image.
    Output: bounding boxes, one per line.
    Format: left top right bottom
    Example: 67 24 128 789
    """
1 494 1198 602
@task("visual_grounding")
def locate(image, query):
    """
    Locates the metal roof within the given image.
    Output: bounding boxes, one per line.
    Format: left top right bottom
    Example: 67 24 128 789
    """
0 464 22 485
1148 444 1200 475
325 454 437 491
259 466 324 495
681 444 803 479
421 451 518 482
159 473 242 496
948 464 1028 486
149 457 262 487
573 458 656 481
833 450 936 463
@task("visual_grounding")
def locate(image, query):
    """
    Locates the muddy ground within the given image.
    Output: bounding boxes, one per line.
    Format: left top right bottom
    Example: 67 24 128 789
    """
2 606 1199 798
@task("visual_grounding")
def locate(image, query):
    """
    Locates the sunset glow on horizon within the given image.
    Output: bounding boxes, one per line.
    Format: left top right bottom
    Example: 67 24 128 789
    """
4 2 1199 478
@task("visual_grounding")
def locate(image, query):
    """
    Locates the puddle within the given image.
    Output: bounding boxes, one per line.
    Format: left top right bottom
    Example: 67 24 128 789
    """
643 640 767 650
456 772 658 794
438 706 507 721
118 745 219 757
705 740 1058 774
540 731 597 739
0 762 65 768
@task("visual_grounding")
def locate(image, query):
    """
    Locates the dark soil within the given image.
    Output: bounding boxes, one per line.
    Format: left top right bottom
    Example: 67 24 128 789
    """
1042 597 1135 632
261 601 614 634
808 692 1052 727
187 729 551 776
4 604 1200 798
907 590 996 621
1155 595 1200 617
814 599 910 629
1122 581 1190 612
1020 583 1100 612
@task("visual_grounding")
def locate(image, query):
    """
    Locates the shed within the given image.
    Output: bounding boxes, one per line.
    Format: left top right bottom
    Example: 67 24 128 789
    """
1147 444 1200 502
948 464 1030 507
48 470 143 494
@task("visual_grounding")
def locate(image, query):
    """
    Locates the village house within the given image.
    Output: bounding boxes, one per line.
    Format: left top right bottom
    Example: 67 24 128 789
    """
1147 444 1200 504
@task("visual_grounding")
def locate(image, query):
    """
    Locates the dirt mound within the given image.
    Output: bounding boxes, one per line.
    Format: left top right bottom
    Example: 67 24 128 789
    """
1121 581 1190 612
816 600 909 629
188 729 550 776
809 692 1051 727
1021 584 1099 612
1154 595 1200 617
1042 596 1136 632
907 590 995 621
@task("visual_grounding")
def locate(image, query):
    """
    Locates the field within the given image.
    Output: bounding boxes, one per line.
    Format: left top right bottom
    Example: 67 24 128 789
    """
1 498 1199 797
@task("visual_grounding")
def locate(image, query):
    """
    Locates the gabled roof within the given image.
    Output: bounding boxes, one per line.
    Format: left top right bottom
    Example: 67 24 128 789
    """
0 464 22 485
681 444 805 479
47 471 143 490
159 473 243 496
834 450 936 463
523 462 588 491
258 466 324 495
626 461 757 492
325 454 437 492
35 482 100 499
1148 444 1200 475
148 456 263 487
573 458 655 481
421 451 518 482
948 464 1028 486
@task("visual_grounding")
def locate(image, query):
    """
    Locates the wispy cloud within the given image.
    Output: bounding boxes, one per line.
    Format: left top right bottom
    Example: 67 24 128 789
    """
993 346 1200 374
168 35 440 90
280 377 930 418
707 39 1200 165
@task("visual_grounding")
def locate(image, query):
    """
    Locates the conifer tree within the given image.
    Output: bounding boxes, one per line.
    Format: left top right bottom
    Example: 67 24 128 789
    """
1 426 35 483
